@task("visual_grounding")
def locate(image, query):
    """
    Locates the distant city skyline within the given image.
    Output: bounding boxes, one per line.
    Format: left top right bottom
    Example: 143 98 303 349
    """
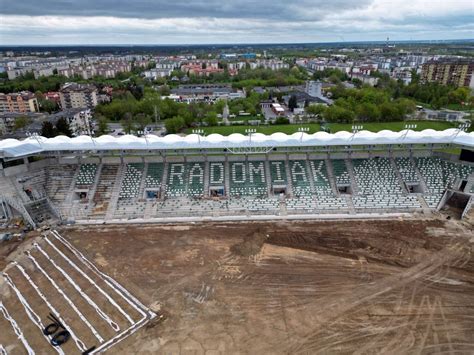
0 0 473 45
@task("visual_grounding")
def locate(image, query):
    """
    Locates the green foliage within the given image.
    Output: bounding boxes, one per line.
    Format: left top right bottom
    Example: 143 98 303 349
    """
121 112 136 134
38 98 58 113
326 84 418 123
274 117 290 125
95 114 109 136
323 105 355 123
41 121 56 138
13 116 31 131
0 74 69 93
401 82 468 109
204 112 218 126
135 113 152 131
165 116 185 134
230 68 305 89
305 104 327 116
288 95 298 112
40 117 72 137
313 68 348 82
55 117 73 137
355 102 380 122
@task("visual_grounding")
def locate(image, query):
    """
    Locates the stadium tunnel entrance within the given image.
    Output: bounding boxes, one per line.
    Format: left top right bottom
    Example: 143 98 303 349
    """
209 186 225 197
438 189 472 219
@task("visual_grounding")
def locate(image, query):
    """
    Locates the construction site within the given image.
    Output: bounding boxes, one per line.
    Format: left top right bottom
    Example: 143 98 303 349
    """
0 129 473 353
1 216 473 354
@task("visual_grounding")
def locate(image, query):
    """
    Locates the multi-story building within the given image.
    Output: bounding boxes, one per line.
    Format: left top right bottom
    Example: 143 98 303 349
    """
143 68 173 80
249 59 289 71
59 83 98 109
169 84 245 103
49 108 93 136
421 59 474 88
0 91 39 113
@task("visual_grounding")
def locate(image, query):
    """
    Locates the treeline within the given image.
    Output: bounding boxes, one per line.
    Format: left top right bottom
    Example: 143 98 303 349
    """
306 86 417 123
95 89 223 134
167 67 307 89
401 82 471 109
0 71 145 94
95 87 269 134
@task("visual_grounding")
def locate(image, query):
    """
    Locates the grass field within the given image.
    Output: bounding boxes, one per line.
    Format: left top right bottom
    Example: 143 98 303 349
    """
186 120 456 136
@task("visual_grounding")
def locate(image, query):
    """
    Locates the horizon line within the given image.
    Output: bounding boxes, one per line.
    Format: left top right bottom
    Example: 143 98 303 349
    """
1 38 474 48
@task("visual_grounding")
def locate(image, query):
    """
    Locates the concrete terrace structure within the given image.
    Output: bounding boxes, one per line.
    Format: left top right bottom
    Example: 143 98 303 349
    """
0 129 473 226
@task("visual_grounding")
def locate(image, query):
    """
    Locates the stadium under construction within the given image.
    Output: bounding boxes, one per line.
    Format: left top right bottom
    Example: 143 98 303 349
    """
0 128 473 227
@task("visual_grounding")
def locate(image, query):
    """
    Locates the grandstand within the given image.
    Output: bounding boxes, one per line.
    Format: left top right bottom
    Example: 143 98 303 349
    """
0 129 473 226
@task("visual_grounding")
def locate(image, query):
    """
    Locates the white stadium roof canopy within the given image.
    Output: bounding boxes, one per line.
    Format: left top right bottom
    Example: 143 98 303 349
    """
0 129 473 158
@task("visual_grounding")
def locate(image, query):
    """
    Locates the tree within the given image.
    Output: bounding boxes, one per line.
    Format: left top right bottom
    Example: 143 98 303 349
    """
379 102 403 121
288 95 298 112
323 105 355 123
274 117 290 125
305 104 326 116
356 102 380 122
39 98 58 113
55 117 73 137
448 87 470 105
204 112 218 126
165 116 185 134
41 121 56 138
13 116 31 131
121 112 136 134
136 113 152 132
95 114 109 136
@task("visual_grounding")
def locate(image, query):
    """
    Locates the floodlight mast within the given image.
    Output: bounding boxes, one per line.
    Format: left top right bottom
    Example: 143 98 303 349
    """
26 132 42 147
245 128 256 144
298 127 309 142
137 130 149 145
452 122 471 141
351 125 363 140
192 129 204 144
402 124 417 139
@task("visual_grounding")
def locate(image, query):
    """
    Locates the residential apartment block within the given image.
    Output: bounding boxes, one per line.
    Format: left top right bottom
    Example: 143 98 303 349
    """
59 83 98 109
0 91 39 113
421 59 474 88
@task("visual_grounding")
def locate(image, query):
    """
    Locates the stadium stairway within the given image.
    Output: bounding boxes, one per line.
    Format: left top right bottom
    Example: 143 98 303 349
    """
65 165 81 205
204 160 210 197
86 163 103 214
137 162 148 199
11 176 32 203
284 158 293 197
161 162 169 200
279 198 287 216
0 177 36 227
264 158 272 196
417 195 431 213
105 164 126 220
324 159 339 196
390 158 409 194
224 159 230 197
411 157 429 194
304 157 317 194
345 158 359 195
143 199 157 219
344 195 356 214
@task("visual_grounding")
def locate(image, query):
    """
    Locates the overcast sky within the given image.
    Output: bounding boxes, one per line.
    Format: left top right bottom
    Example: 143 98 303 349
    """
0 0 473 45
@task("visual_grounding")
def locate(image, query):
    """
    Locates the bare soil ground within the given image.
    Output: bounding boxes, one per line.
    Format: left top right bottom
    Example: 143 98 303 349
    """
2 216 474 354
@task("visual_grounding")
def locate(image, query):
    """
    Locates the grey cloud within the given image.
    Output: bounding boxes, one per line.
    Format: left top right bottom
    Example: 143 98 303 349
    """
0 0 372 20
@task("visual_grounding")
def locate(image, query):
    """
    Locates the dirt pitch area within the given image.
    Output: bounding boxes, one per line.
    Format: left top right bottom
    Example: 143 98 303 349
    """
2 215 474 354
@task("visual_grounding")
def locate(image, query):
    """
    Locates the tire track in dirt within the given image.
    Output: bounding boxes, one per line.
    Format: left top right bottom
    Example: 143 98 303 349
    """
286 241 467 354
